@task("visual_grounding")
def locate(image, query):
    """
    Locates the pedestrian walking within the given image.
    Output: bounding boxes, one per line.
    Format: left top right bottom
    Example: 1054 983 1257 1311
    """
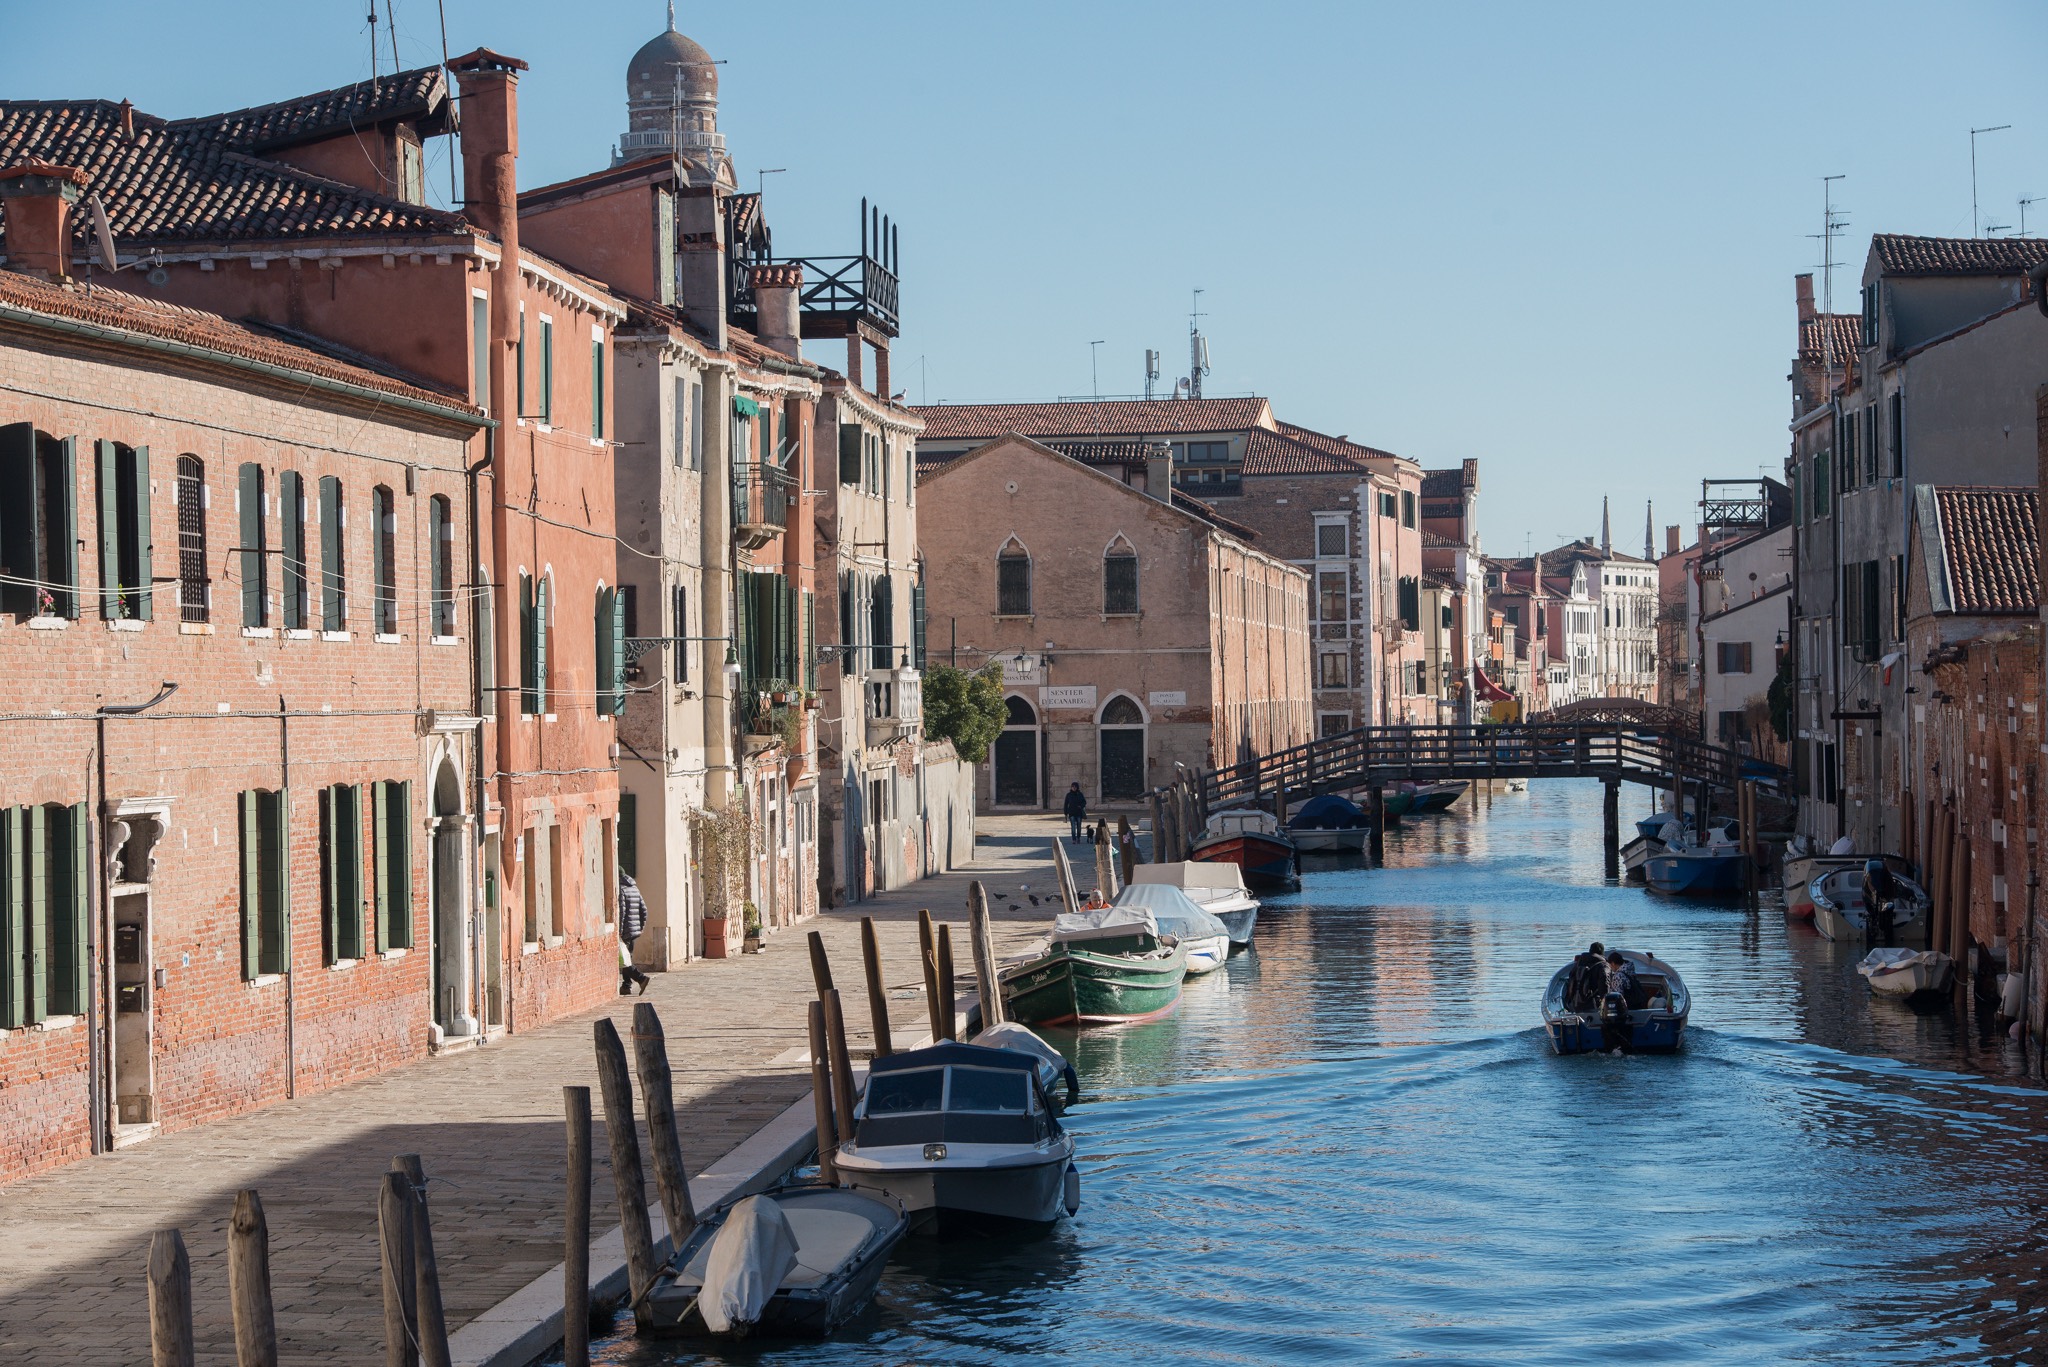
1063 782 1088 842
618 871 651 995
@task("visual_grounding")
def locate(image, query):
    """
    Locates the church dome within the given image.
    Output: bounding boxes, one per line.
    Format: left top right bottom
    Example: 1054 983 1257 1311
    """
629 25 716 102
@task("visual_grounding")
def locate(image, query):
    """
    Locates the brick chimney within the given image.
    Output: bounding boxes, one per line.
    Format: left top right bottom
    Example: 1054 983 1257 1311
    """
1144 441 1173 501
750 262 803 359
0 162 88 281
448 49 527 248
1665 524 1681 555
1795 273 1815 323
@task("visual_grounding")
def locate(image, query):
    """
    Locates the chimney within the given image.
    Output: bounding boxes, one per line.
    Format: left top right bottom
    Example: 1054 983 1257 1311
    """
751 262 803 359
676 186 726 350
117 100 134 139
448 49 527 248
0 162 88 281
1665 524 1681 555
1144 442 1173 501
1795 272 1815 324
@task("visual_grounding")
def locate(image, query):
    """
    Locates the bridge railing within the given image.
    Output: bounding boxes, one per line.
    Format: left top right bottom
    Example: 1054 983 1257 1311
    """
1202 722 1785 810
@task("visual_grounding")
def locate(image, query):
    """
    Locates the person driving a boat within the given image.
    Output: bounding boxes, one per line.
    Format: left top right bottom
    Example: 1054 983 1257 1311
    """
1604 951 1644 1010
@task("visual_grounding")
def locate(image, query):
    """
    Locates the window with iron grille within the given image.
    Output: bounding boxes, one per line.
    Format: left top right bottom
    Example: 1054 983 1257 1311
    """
1315 522 1346 558
177 455 207 623
1104 545 1138 614
373 486 397 635
997 547 1031 615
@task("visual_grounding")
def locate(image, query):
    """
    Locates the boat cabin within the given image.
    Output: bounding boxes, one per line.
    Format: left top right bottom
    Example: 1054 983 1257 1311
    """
857 1043 1061 1148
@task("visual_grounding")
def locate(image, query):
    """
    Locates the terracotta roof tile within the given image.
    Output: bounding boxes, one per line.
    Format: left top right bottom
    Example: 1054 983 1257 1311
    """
177 68 449 153
1240 427 1372 475
1042 440 1166 465
1275 422 1405 464
0 94 463 253
1871 234 2048 278
1798 313 1862 366
0 267 479 416
1935 486 2039 614
1171 490 1257 540
911 397 1270 441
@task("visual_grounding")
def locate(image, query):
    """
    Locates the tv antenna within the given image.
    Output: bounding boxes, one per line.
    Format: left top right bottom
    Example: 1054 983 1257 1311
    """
1971 124 2011 237
2020 195 2041 236
1089 340 1105 399
1186 289 1210 400
1806 175 1848 384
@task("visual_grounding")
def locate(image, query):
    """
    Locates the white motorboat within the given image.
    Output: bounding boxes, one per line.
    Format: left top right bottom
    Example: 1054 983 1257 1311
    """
1857 947 1955 996
1113 884 1231 975
1129 861 1259 945
1811 865 1930 943
834 1040 1079 1230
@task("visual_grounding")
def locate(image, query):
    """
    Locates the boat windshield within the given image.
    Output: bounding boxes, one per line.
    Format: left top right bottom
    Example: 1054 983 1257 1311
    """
865 1067 945 1116
946 1066 1031 1114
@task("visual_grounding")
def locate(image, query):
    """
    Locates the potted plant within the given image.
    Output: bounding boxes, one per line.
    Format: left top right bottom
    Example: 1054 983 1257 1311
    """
702 910 731 959
742 901 764 954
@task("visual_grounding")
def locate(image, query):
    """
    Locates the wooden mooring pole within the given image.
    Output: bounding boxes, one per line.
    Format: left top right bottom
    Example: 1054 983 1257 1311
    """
807 1000 839 1184
147 1228 195 1367
822 987 860 1145
631 1002 697 1241
969 881 1005 1030
1602 779 1620 879
393 1156 450 1367
917 909 944 1042
860 916 894 1058
592 1018 659 1327
807 929 834 998
562 1086 593 1367
377 1171 419 1367
936 923 958 1039
227 1190 278 1367
1148 791 1166 863
1117 814 1136 884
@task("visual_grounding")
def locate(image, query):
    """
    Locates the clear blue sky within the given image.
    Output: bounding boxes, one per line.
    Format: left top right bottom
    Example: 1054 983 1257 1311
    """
6 1 2044 558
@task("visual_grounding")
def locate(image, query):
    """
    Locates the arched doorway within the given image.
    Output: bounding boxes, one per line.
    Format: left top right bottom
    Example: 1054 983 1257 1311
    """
1098 694 1146 801
994 694 1040 807
429 755 477 1039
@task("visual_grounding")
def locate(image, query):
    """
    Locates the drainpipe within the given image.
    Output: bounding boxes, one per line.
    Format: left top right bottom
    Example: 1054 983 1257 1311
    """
465 438 493 1029
278 695 293 1098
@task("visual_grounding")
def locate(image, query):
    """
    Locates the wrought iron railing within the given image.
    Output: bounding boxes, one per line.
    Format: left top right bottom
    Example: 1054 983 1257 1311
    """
732 460 794 535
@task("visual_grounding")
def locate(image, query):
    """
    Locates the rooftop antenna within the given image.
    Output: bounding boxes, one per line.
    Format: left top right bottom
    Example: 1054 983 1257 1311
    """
367 6 379 78
1971 125 2011 237
2022 195 2043 236
1144 348 1161 400
757 167 786 203
1807 175 1848 391
382 0 399 83
1187 288 1210 400
1089 340 1106 400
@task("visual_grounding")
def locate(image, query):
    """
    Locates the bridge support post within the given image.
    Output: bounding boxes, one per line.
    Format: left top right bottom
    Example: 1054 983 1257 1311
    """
1602 779 1620 879
1368 786 1386 867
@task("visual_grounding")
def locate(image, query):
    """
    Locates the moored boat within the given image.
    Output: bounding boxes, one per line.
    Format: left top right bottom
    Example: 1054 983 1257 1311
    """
997 904 1188 1026
1541 949 1690 1054
1407 780 1469 813
1285 793 1371 853
833 1040 1079 1232
1642 843 1746 896
1857 946 1954 996
643 1186 908 1338
1130 861 1258 945
1114 884 1232 975
1189 808 1298 890
1811 865 1929 944
1784 849 1913 920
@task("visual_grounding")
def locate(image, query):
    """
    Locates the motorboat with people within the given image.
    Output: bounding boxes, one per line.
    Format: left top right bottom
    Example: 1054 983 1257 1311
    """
1113 883 1232 974
1811 861 1930 943
997 903 1188 1026
1130 861 1258 945
1189 807 1299 890
1857 947 1955 997
1541 949 1690 1054
1284 793 1371 853
642 1186 908 1338
832 1040 1080 1231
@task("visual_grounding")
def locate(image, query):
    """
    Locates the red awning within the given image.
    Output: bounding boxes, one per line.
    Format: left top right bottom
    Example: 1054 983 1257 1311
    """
1475 671 1515 703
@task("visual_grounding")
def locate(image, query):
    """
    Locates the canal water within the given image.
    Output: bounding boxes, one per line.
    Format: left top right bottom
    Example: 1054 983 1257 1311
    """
576 779 2048 1366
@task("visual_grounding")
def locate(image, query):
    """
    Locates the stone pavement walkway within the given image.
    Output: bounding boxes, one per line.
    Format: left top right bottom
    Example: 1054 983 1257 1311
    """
0 812 1104 1366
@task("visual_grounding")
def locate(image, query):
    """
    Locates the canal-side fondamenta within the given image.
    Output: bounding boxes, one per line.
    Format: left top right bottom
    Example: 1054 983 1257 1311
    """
568 780 2044 1366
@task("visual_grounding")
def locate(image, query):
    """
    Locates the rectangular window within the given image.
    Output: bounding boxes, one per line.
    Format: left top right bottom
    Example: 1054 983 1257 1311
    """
0 802 89 1025
516 306 527 418
1104 551 1139 614
1888 390 1904 477
1863 404 1878 485
1502 604 1521 628
0 424 79 619
538 316 554 425
1810 453 1830 517
671 583 689 682
906 583 921 674
1893 553 1907 642
319 476 346 631
547 825 565 940
1401 490 1417 528
690 381 704 471
476 573 496 718
1862 284 1878 349
1378 491 1397 519
430 496 454 637
97 441 153 621
596 584 626 716
521 573 549 714
1184 440 1228 464
320 783 364 963
175 455 208 623
1317 570 1346 622
1398 577 1420 631
591 333 605 441
372 485 396 636
618 792 638 879
238 789 289 980
1315 522 1346 558
1716 641 1753 674
279 470 307 630
997 554 1031 616
1319 713 1351 739
372 780 412 952
239 463 267 627
472 293 490 412
672 377 689 468
839 424 861 484
1318 652 1349 688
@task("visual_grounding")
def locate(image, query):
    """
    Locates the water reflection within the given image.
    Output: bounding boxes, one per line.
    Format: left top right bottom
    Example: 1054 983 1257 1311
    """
572 780 2047 1366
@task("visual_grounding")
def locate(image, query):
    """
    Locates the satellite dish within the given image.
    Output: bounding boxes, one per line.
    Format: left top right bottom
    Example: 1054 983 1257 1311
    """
87 193 118 271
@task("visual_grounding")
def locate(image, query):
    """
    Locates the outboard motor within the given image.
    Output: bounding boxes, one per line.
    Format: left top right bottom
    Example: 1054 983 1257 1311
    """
1599 991 1631 1051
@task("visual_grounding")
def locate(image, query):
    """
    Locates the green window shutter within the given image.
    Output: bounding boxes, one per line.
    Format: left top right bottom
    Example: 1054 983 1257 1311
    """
372 781 391 954
535 577 550 713
240 792 262 980
266 789 290 975
319 476 342 631
839 424 861 484
97 440 119 619
519 574 535 713
319 786 339 963
593 588 611 716
803 589 816 691
54 802 86 1015
55 438 78 619
592 340 605 441
0 422 37 619
390 782 411 949
131 446 152 621
0 807 22 1027
340 785 363 961
912 582 927 670
21 802 44 1019
239 463 264 626
618 792 637 878
279 471 303 630
610 585 627 715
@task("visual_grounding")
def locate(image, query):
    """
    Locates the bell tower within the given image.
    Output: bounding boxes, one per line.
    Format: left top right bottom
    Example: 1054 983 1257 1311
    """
615 3 731 187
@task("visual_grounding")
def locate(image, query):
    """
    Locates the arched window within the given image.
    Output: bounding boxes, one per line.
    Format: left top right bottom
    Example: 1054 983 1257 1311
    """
1005 695 1037 726
997 540 1031 616
372 485 397 635
1100 695 1142 726
176 454 207 623
1103 537 1138 615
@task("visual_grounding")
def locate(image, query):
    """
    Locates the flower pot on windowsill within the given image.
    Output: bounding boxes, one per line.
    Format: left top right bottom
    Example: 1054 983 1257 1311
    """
703 918 731 959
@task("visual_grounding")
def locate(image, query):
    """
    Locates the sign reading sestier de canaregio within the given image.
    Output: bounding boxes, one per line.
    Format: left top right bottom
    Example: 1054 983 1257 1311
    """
1040 685 1097 710
1148 691 1186 708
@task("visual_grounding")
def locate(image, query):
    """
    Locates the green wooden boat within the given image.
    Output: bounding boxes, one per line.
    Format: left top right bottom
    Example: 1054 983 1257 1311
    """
998 908 1187 1026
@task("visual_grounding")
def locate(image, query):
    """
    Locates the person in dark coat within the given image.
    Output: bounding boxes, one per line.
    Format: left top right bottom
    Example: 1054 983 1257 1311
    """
1063 783 1088 842
618 871 651 995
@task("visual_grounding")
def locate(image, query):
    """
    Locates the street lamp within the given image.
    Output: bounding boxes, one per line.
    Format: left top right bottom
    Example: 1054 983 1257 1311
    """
723 645 742 693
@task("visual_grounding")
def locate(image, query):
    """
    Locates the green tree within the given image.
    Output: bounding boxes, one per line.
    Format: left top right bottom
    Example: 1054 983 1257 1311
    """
923 662 1007 763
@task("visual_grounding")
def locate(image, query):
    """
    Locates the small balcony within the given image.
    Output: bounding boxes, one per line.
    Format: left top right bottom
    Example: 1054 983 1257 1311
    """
729 198 902 340
863 668 922 749
732 461 794 551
